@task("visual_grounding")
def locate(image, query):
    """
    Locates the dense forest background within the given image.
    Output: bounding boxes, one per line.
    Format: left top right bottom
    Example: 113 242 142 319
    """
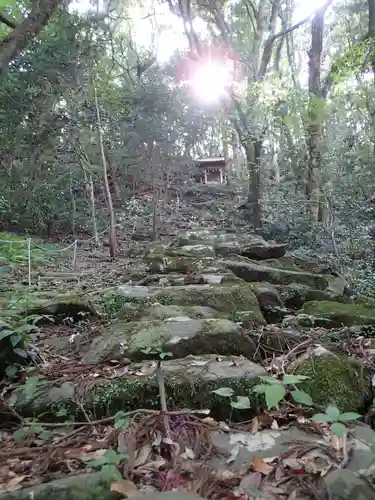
1 0 375 294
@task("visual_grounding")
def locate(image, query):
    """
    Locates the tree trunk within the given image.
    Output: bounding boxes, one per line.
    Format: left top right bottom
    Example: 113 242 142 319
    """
244 138 262 229
306 7 326 222
93 82 117 259
0 0 63 72
80 158 99 246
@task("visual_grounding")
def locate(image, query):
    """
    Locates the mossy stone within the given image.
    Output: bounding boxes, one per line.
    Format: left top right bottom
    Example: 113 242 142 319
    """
89 371 262 420
155 283 266 323
299 301 375 327
0 472 117 500
294 354 371 412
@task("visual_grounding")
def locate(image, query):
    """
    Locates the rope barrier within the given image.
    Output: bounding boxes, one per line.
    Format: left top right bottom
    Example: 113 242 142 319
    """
0 237 79 286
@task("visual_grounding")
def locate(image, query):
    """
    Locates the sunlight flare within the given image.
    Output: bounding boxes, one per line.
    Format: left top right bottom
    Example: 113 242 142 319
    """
191 62 233 103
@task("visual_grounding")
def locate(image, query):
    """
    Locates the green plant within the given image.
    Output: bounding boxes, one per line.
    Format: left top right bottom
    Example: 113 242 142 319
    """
140 346 173 359
212 387 251 410
312 405 361 437
14 375 49 402
87 449 127 480
13 421 54 443
252 375 313 409
114 411 132 429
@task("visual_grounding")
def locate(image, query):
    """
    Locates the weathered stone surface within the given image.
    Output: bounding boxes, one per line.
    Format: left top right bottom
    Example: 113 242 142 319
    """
293 352 371 412
83 317 256 364
110 283 266 323
324 470 375 500
277 283 346 310
1 291 97 320
175 229 286 261
148 254 216 274
298 301 375 327
223 258 329 289
14 355 266 419
0 472 116 499
209 425 375 498
118 303 220 322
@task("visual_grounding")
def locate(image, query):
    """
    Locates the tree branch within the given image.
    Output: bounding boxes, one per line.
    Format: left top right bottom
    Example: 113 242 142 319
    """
0 0 64 73
0 12 17 29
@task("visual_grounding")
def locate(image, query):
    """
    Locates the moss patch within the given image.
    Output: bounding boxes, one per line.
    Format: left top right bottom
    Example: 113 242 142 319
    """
83 318 257 363
294 354 371 412
1 472 117 500
89 373 262 421
155 284 266 323
299 301 375 327
15 355 266 422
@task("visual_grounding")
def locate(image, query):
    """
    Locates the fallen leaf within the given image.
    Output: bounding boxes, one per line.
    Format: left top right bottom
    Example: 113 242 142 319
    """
180 447 195 460
202 417 217 427
6 475 27 490
274 466 284 481
331 434 343 452
134 444 152 468
239 471 262 490
270 420 279 430
65 447 107 462
251 417 259 434
227 444 240 464
282 458 304 470
215 470 237 480
138 459 166 471
110 479 139 497
219 421 230 432
252 456 274 475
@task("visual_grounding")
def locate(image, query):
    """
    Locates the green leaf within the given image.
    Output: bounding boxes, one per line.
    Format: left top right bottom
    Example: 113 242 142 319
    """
325 405 340 421
331 422 346 437
212 387 235 398
114 417 131 429
10 333 22 347
312 413 332 423
114 411 126 419
252 384 270 394
13 347 28 358
38 430 53 441
55 408 68 417
283 374 309 385
230 396 251 410
265 384 285 409
259 376 282 385
338 412 361 422
12 429 26 441
371 437 375 454
0 329 14 341
101 464 122 481
5 365 17 377
87 458 105 467
291 390 313 406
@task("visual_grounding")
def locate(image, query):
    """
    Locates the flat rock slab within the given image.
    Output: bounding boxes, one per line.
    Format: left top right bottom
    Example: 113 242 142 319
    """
299 300 375 327
112 283 265 323
82 317 257 363
223 259 329 289
209 424 375 498
14 354 266 419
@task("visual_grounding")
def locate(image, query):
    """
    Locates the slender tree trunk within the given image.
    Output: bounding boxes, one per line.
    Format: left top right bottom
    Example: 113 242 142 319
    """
243 138 262 229
306 6 326 222
367 0 375 153
80 158 99 246
93 82 117 259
